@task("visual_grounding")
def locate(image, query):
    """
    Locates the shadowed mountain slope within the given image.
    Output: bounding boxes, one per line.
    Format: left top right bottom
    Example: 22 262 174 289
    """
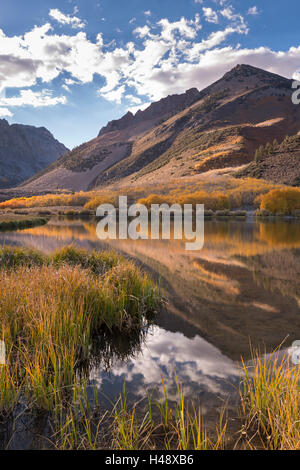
0 120 68 188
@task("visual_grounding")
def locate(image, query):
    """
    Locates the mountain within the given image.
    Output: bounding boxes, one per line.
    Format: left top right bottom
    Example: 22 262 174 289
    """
0 120 68 188
236 133 300 186
21 64 300 192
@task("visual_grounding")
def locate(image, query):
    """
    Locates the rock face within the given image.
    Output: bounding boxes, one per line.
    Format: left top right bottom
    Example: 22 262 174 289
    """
0 120 68 188
21 64 300 192
98 88 201 136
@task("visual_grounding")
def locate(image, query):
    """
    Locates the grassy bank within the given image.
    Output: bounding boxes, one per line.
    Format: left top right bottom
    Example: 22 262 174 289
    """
0 246 160 417
0 216 48 231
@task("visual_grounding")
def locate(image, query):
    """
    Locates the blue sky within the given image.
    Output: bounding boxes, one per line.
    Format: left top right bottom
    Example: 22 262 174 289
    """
0 0 299 149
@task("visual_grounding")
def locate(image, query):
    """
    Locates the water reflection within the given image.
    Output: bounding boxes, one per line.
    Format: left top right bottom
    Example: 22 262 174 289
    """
89 327 239 408
1 217 300 416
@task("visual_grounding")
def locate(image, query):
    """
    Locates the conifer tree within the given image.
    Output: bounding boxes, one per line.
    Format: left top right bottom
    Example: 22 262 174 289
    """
265 142 273 155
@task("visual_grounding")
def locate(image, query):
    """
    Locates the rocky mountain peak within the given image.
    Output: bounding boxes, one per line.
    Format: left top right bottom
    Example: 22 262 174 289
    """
222 63 291 85
0 121 68 188
98 87 201 137
0 119 9 128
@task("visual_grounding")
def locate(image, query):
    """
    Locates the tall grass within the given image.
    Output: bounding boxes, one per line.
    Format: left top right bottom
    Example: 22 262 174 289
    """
0 246 160 414
240 348 300 450
48 352 300 450
54 376 226 450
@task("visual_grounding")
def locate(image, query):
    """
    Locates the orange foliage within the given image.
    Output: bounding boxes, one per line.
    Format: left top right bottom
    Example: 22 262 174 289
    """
138 191 229 210
194 151 231 170
84 193 119 210
0 192 91 209
259 188 300 214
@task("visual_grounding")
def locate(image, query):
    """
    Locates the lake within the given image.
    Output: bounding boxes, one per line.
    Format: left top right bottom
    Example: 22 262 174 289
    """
1 216 300 445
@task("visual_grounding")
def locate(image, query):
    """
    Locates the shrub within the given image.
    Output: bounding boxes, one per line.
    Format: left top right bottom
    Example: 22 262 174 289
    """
0 192 92 210
215 209 230 217
138 192 229 211
259 188 300 214
84 193 119 210
255 209 271 217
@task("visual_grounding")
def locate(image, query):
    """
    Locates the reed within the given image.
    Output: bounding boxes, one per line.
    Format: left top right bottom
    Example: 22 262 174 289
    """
0 246 160 414
239 347 300 450
54 374 226 450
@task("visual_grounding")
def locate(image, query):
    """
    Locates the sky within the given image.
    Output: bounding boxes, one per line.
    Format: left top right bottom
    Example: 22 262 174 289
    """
0 0 299 149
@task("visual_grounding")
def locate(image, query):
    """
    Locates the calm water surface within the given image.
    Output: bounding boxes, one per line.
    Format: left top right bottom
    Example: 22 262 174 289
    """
1 217 300 440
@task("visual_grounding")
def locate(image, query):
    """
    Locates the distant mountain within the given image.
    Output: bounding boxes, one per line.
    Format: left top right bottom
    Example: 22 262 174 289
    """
0 120 68 188
21 64 300 192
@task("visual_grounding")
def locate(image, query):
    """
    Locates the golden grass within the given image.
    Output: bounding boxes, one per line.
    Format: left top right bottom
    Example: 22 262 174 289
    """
240 348 300 450
54 375 227 450
0 246 160 413
194 151 231 171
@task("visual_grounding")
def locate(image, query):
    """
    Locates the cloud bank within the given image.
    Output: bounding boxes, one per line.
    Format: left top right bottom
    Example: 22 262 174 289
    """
0 4 299 116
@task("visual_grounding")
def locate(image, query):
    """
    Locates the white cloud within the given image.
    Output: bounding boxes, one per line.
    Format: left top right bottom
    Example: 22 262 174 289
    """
100 85 125 104
90 328 239 401
128 101 152 115
202 7 218 24
144 10 151 16
0 107 13 117
0 8 299 110
49 8 85 29
220 6 248 34
220 6 235 20
158 16 201 42
0 89 66 107
186 27 236 59
133 25 151 39
248 6 259 16
65 78 78 86
125 94 142 105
